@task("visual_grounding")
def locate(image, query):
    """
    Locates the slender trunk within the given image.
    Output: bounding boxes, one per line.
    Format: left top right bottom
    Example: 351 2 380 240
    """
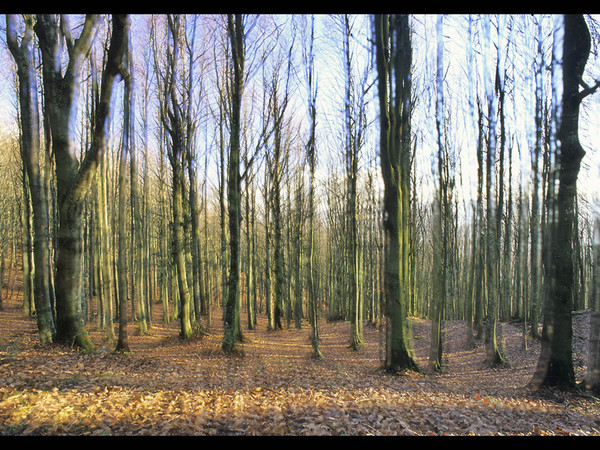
21 171 34 316
6 14 56 344
222 14 244 352
98 155 116 341
245 171 256 330
483 16 504 367
115 135 130 352
305 15 322 359
173 161 193 339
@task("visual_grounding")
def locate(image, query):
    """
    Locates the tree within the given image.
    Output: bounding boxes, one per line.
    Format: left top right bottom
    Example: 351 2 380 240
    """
95 129 116 341
340 14 370 351
35 14 129 352
183 15 207 332
114 16 135 353
529 16 544 341
482 15 504 367
303 14 322 359
430 14 447 373
264 33 294 331
6 14 56 345
586 210 600 393
222 13 245 352
532 14 600 391
374 14 419 373
127 33 149 336
161 14 194 340
115 50 133 353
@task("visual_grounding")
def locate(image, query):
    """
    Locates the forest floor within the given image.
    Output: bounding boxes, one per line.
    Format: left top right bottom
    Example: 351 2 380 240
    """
1 283 600 436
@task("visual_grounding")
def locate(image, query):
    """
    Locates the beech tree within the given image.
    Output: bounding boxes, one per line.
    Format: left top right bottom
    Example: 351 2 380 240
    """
374 14 419 373
34 14 129 352
222 13 245 352
115 44 133 352
430 14 447 373
160 14 195 340
482 15 504 367
302 14 322 359
6 14 55 345
532 14 600 391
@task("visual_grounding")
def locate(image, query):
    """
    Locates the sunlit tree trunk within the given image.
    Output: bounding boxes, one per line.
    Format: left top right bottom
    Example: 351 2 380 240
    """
91 34 116 339
271 105 284 331
98 151 116 341
115 20 136 353
127 50 148 336
161 15 194 341
245 165 256 330
115 98 131 353
341 14 364 351
183 15 205 331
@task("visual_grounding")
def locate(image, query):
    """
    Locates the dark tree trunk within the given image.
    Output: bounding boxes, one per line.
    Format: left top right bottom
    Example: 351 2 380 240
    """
531 14 592 391
374 14 419 374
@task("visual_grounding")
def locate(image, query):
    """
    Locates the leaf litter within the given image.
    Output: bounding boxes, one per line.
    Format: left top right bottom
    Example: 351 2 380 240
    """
1 291 600 436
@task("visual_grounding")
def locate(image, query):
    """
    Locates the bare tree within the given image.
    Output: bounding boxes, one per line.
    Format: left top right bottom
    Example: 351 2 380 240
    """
532 14 600 391
6 14 56 344
374 14 419 373
35 14 129 352
222 13 245 352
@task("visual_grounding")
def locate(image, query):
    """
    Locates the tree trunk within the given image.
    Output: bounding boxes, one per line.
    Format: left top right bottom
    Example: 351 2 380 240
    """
585 214 600 392
483 15 504 367
342 15 363 351
245 170 256 330
532 14 594 391
98 154 116 341
173 162 193 339
36 14 128 352
430 14 446 373
374 14 419 374
6 14 56 345
115 123 130 353
305 15 322 359
530 18 544 340
222 14 245 352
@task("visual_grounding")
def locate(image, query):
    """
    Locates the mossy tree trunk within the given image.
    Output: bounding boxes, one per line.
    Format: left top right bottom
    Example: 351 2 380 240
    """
374 14 419 374
222 13 245 352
